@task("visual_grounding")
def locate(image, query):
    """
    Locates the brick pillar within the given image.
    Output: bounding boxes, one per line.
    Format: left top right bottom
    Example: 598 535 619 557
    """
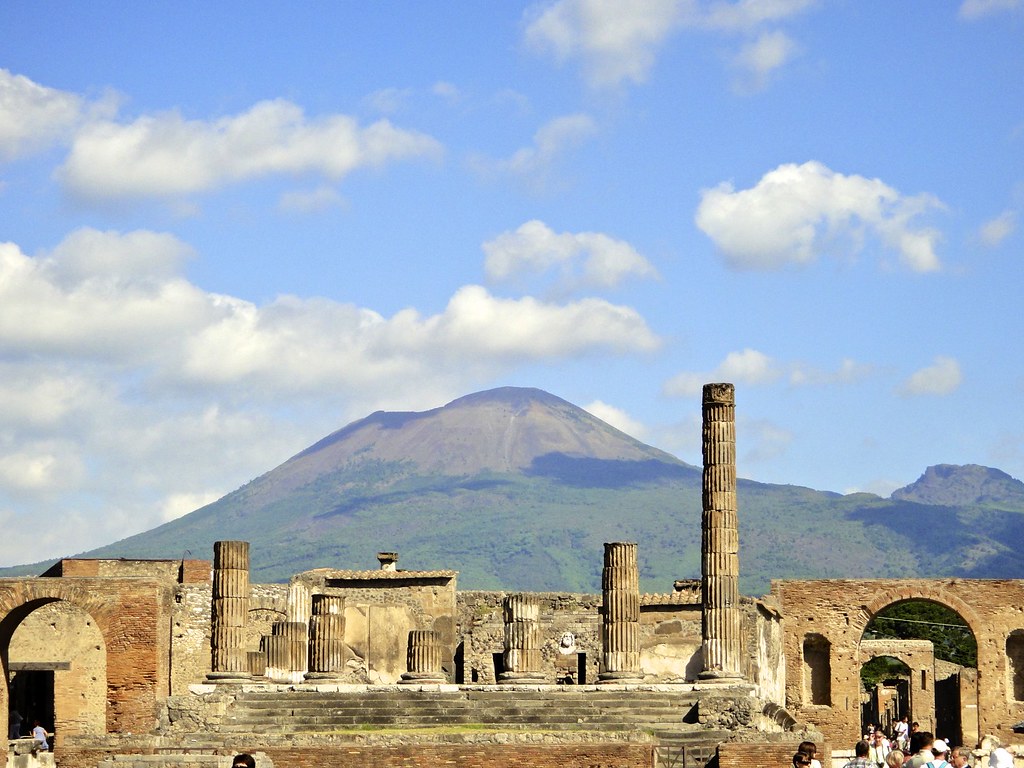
208 540 252 682
306 595 346 680
599 541 642 683
700 382 743 680
499 594 546 683
400 630 446 684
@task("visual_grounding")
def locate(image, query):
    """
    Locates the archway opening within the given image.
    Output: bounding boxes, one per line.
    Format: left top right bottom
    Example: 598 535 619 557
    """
861 600 978 748
5 598 107 749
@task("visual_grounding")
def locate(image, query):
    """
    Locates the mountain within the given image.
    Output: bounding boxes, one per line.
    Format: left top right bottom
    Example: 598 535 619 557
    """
10 387 1024 594
891 464 1024 510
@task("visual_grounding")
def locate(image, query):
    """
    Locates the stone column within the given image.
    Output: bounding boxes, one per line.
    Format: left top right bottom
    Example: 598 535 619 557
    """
400 630 447 684
598 541 642 683
498 594 545 683
286 580 310 676
208 540 251 682
700 382 743 680
306 594 346 680
265 621 307 684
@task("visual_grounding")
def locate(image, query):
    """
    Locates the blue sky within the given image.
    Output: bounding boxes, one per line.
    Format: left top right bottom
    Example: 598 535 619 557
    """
0 1 1022 567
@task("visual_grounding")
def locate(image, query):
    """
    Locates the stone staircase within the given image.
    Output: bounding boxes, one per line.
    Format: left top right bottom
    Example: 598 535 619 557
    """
218 686 704 735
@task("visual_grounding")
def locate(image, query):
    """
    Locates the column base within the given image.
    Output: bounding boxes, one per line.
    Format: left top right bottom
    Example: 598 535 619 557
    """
697 670 746 683
498 671 547 683
399 672 447 684
597 671 643 684
205 671 252 684
304 671 344 681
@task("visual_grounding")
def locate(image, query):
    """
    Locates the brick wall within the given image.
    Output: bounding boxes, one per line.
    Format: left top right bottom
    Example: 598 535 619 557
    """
57 744 651 768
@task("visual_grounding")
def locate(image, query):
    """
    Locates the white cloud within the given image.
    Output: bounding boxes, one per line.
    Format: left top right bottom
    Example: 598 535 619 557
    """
959 0 1022 19
664 351 873 397
278 185 346 214
663 349 782 397
978 210 1017 247
0 69 108 161
57 99 443 202
584 400 648 439
364 87 413 114
788 358 874 387
695 161 944 272
483 219 658 292
525 0 682 88
432 81 462 104
473 114 596 188
899 356 963 397
525 0 817 89
732 30 798 91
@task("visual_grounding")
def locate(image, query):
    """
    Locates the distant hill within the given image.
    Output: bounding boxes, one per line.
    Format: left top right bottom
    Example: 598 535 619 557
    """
7 387 1024 594
891 464 1024 510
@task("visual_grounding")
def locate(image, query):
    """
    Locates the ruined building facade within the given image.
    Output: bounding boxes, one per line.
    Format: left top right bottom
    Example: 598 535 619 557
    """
2 384 1023 768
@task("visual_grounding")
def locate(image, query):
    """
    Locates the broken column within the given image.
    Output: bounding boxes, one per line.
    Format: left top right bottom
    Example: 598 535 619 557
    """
208 540 251 682
400 630 447 684
306 594 346 680
498 594 545 683
265 621 307 684
700 382 742 680
598 541 642 683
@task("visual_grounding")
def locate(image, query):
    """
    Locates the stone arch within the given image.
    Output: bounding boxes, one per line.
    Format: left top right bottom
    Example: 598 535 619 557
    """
6 598 107 740
855 585 983 640
0 577 167 746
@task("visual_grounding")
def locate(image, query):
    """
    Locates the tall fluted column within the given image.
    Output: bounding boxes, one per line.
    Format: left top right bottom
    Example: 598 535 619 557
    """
400 630 446 684
598 541 642 683
499 594 545 683
306 594 346 680
700 382 742 680
208 540 251 682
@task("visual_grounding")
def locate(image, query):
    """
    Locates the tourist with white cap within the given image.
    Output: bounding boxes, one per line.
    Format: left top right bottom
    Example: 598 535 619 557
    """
988 747 1014 768
927 739 951 768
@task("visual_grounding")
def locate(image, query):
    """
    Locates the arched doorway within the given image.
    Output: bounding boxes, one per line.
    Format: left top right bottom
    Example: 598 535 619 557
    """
3 598 106 749
860 600 978 746
860 654 911 738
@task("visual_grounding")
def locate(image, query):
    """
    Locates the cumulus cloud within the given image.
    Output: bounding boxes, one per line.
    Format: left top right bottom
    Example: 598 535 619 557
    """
899 356 963 397
524 0 817 89
664 350 872 397
584 400 648 439
57 99 443 202
0 69 108 161
1 229 659 390
473 114 596 188
978 210 1017 247
482 219 658 292
695 161 944 272
525 0 682 88
959 0 1022 19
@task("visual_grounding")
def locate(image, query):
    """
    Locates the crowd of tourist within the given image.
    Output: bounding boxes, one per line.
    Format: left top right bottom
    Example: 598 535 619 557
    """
791 722 1017 768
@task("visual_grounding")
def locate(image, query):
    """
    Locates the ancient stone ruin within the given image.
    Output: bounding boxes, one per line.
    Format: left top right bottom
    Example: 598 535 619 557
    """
1 383 1020 768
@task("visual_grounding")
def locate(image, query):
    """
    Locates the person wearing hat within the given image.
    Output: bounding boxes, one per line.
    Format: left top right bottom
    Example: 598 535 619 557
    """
928 739 951 768
988 747 1014 768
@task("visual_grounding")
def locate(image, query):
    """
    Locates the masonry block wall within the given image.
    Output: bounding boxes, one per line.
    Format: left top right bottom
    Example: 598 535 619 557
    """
772 578 1024 747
